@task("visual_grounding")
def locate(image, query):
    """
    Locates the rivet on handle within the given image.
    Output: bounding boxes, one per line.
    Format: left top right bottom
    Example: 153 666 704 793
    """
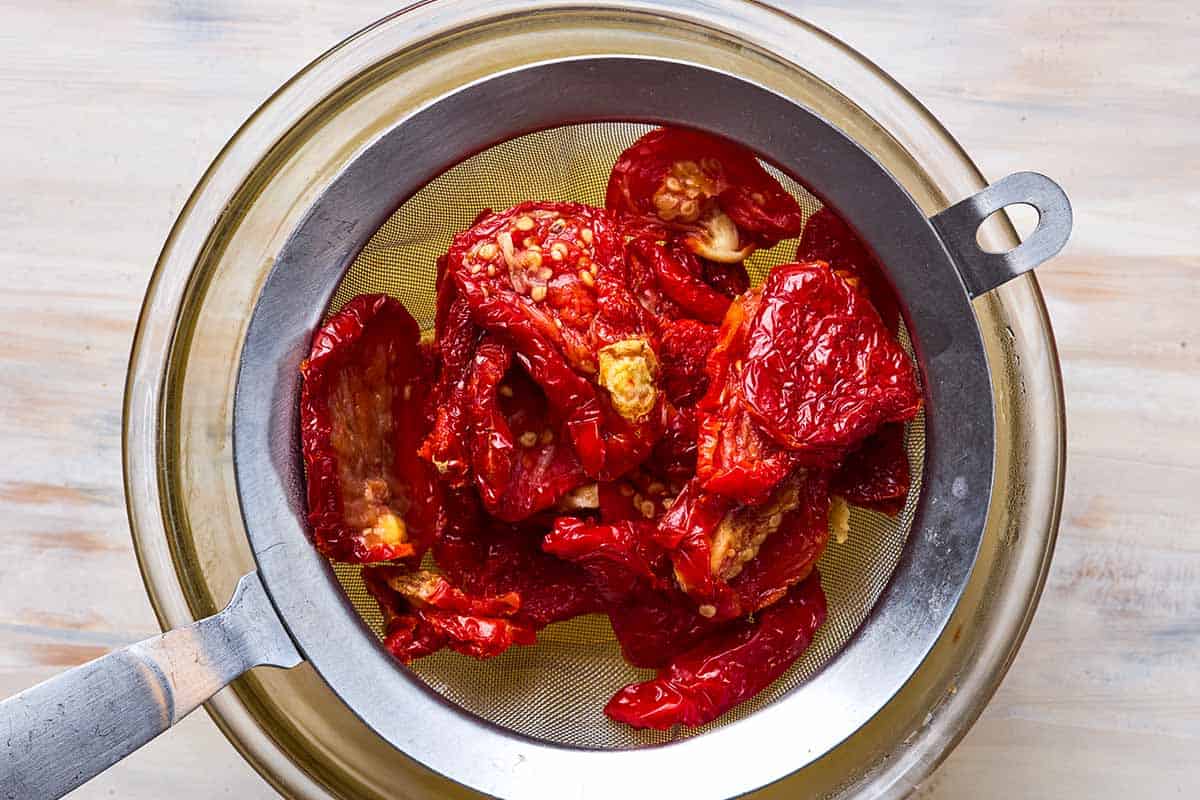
930 172 1073 299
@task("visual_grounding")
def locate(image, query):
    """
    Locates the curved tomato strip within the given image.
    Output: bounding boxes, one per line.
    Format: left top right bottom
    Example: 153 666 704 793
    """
362 565 535 663
542 517 664 601
627 238 731 325
300 294 437 564
730 474 831 613
604 573 827 729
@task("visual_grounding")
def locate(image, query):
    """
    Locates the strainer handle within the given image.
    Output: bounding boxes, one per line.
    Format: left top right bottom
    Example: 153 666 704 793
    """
931 171 1073 298
0 572 300 800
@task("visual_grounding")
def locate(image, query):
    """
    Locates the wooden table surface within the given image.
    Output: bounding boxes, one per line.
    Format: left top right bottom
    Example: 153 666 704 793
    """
1 1 1196 797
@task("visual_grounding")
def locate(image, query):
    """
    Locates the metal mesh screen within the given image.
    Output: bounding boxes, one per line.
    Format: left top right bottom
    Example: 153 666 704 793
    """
325 123 923 749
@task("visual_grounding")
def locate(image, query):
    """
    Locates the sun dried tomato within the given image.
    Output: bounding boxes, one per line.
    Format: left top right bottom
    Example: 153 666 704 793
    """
729 473 831 613
604 572 827 729
362 566 535 662
467 335 586 521
420 281 480 486
542 517 665 601
625 238 732 325
448 201 663 479
434 518 603 629
833 422 911 515
658 470 829 621
696 400 801 504
606 127 804 260
655 477 739 619
738 261 921 461
688 291 798 503
659 318 720 406
797 207 900 331
300 294 438 564
648 403 699 486
606 582 722 669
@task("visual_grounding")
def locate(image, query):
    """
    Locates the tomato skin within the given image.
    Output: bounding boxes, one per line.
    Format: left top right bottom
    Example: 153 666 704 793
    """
604 573 827 729
739 261 921 461
467 336 586 521
729 475 831 614
833 422 911 516
542 517 665 602
362 566 536 662
300 294 437 564
605 127 804 248
447 201 664 480
626 238 732 325
797 207 901 331
659 318 720 407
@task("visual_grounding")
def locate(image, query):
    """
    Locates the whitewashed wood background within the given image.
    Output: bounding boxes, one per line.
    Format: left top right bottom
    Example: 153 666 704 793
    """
1 1 1195 797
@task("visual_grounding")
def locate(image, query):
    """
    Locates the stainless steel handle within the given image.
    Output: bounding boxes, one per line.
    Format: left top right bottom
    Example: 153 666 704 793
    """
0 572 301 800
931 171 1073 298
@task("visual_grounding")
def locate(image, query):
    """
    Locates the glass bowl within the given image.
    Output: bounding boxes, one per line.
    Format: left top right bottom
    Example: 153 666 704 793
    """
125 2 1064 797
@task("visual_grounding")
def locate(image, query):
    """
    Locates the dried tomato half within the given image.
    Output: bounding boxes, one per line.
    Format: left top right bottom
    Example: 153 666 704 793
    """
730 473 831 613
648 403 700 486
797 207 900 331
363 566 535 662
738 262 921 461
606 127 804 260
690 291 797 503
300 294 438 564
467 335 586 521
420 279 480 487
448 201 663 479
604 572 827 729
606 582 721 669
832 422 911 516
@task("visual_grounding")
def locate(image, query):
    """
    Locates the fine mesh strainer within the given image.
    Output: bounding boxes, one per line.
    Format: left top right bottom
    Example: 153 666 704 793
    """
0 56 1070 800
326 122 927 749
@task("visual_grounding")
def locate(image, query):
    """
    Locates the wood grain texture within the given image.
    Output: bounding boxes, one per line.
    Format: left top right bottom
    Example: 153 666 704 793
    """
0 1 1195 798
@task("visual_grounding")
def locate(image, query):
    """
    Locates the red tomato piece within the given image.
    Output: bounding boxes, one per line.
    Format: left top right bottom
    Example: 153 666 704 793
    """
738 262 921 461
832 422 911 515
606 127 804 260
696 399 801 504
606 582 722 669
626 238 732 325
659 318 720 407
691 291 798 503
434 518 604 629
467 335 586 521
362 566 535 663
655 478 739 620
701 258 751 299
603 572 827 729
542 517 665 601
797 207 901 331
730 473 831 613
448 201 664 479
300 294 438 564
420 280 481 487
648 403 700 486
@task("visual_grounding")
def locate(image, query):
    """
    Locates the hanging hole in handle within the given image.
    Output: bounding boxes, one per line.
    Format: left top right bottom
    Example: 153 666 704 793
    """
975 203 1040 254
930 171 1073 299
